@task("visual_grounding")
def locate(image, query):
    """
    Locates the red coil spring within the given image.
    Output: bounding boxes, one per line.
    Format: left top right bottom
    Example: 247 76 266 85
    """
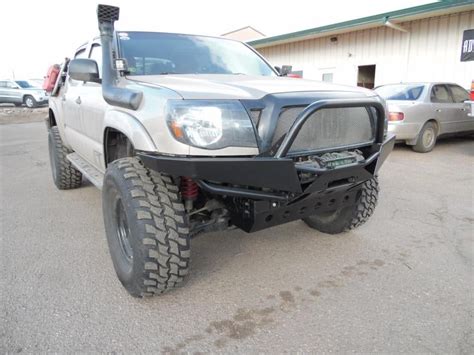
181 177 199 200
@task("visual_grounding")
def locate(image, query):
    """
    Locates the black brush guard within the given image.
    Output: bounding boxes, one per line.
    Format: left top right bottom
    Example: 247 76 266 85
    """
139 98 395 232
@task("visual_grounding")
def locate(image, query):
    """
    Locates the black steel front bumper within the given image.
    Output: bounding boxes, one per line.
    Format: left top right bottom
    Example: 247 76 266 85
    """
138 98 395 232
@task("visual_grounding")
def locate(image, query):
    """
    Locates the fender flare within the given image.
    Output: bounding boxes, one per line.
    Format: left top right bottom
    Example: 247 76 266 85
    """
47 101 71 148
102 110 157 152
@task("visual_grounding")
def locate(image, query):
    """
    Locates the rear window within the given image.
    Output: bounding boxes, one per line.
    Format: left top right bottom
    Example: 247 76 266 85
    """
449 85 469 103
375 85 424 101
431 85 453 103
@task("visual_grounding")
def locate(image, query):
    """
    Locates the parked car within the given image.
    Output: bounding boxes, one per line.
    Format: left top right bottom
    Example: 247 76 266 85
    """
467 80 474 117
0 79 48 108
375 83 474 152
45 5 394 297
27 79 45 88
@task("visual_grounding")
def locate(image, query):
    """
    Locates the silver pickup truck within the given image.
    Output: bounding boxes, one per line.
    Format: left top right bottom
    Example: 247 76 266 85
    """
47 5 394 297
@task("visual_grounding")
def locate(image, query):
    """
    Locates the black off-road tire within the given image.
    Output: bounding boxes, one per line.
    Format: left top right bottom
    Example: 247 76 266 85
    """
102 157 190 297
24 95 37 108
412 121 437 153
303 178 379 234
48 126 82 190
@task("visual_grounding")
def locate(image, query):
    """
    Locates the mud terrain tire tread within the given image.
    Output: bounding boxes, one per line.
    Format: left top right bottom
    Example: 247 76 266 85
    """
303 178 379 234
102 157 190 297
48 126 82 189
346 177 379 230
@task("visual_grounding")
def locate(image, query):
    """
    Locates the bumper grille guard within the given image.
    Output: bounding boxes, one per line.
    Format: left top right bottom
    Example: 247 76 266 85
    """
139 98 394 202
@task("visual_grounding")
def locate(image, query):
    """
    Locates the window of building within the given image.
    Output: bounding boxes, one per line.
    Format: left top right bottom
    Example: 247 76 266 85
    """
357 65 376 89
448 84 469 103
431 85 453 103
322 73 333 82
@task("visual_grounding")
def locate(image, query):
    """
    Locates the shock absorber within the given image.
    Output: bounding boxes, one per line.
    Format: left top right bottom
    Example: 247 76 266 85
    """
181 177 199 212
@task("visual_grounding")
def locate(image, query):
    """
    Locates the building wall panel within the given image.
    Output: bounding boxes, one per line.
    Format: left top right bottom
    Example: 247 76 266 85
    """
258 11 474 89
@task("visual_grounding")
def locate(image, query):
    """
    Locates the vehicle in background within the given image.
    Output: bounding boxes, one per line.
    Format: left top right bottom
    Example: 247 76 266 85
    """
375 83 473 153
467 80 474 117
0 79 48 108
27 79 45 88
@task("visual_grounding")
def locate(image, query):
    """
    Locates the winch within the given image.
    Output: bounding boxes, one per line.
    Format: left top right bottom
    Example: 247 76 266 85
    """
297 150 365 171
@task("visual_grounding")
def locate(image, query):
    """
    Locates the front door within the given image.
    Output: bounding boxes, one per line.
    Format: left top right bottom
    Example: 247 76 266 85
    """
447 84 474 133
430 84 459 134
76 43 108 171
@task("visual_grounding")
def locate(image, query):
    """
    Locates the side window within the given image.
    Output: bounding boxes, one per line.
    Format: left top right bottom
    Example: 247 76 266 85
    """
322 73 333 83
448 85 469 103
69 47 87 83
74 48 87 59
431 85 453 103
6 81 17 88
0 81 7 88
89 44 102 78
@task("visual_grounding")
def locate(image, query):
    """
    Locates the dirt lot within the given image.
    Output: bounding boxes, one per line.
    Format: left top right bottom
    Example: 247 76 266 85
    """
0 105 48 125
1 120 473 353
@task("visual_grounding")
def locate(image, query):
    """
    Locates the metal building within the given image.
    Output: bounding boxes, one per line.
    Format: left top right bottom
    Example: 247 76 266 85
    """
249 1 474 89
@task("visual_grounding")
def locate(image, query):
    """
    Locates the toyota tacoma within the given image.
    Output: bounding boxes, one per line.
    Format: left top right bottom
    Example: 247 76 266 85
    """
47 5 395 297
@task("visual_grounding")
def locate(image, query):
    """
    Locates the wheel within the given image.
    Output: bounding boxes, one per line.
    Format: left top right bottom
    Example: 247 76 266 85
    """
48 126 82 189
412 121 437 153
24 95 37 108
102 157 190 297
303 178 379 234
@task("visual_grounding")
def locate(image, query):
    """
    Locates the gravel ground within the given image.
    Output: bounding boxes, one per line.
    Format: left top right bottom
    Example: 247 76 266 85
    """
0 105 48 125
1 122 473 353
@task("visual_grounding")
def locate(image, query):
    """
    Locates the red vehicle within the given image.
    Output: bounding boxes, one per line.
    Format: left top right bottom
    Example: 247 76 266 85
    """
468 80 474 117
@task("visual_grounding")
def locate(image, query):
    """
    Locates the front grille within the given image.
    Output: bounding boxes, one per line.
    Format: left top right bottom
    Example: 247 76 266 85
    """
273 106 375 153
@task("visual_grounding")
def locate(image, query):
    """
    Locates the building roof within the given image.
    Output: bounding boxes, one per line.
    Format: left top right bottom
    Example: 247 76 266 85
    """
221 26 265 37
249 0 474 48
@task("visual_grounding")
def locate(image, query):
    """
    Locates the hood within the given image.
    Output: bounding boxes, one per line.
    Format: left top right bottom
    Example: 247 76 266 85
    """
24 87 44 92
127 74 375 100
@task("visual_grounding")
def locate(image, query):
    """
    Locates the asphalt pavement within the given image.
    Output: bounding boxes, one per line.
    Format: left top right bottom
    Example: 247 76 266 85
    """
1 122 473 353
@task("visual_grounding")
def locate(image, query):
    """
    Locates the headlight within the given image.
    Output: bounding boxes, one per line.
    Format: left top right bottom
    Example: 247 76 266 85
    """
166 100 257 149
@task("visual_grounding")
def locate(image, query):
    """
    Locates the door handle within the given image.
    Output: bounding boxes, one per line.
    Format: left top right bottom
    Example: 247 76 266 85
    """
75 96 82 105
61 95 66 102
436 109 442 112
461 108 466 111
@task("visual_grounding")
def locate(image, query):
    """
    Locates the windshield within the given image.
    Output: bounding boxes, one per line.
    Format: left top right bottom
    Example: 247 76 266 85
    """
15 80 34 88
118 32 276 76
375 84 425 101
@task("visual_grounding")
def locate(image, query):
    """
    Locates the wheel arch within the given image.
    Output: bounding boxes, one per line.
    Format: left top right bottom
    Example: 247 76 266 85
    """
102 110 157 166
406 118 439 145
47 108 57 128
22 94 33 103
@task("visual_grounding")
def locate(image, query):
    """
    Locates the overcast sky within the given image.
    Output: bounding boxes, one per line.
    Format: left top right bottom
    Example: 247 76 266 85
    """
0 0 433 79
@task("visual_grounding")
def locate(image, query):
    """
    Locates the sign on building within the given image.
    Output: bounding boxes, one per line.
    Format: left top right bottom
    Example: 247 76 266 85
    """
460 29 474 62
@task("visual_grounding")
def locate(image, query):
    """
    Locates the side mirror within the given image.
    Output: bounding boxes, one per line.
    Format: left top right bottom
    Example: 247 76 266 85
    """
280 65 293 76
69 59 101 83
